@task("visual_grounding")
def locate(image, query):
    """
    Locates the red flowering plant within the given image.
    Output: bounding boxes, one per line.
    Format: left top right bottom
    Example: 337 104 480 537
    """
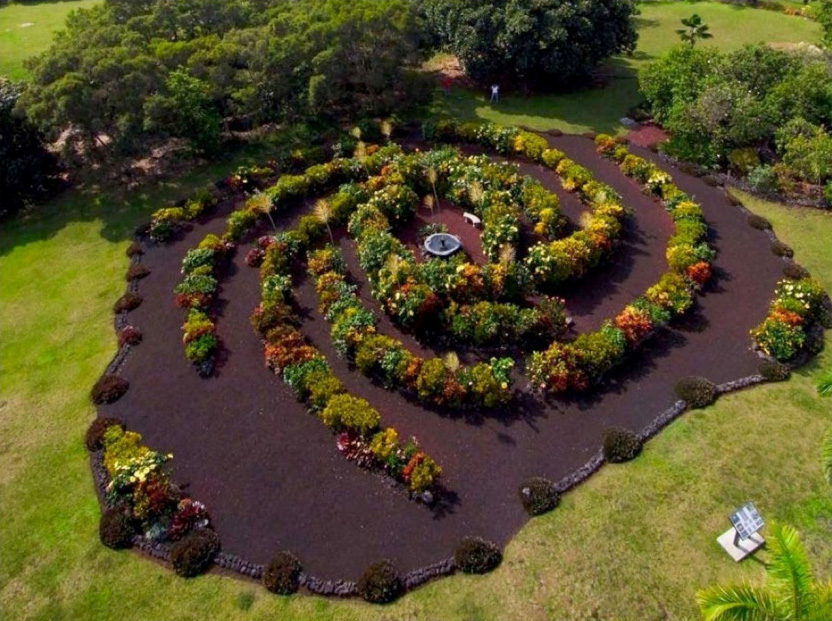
685 261 712 288
167 499 211 542
614 306 654 345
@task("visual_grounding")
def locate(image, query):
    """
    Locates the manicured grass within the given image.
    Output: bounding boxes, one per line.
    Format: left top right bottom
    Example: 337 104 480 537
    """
2 143 830 619
430 1 821 134
0 0 99 80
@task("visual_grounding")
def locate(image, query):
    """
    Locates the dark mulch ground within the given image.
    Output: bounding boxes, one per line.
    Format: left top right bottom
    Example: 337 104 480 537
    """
99 135 782 581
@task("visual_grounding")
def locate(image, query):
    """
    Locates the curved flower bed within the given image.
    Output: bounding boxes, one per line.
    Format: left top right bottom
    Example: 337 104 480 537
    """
251 232 443 497
309 246 515 409
751 277 830 361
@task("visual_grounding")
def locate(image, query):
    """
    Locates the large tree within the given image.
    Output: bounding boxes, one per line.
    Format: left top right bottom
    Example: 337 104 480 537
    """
19 0 422 156
0 79 61 219
421 0 638 85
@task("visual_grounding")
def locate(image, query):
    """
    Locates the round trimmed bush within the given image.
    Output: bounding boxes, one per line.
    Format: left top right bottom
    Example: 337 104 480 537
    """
357 560 402 604
170 528 220 578
747 214 772 230
126 241 144 257
126 264 150 281
758 360 791 382
770 241 794 258
783 262 809 280
90 374 129 404
674 376 717 409
85 416 125 451
114 292 142 313
518 477 559 516
99 509 135 549
454 537 502 574
117 325 143 347
263 551 302 595
602 427 642 463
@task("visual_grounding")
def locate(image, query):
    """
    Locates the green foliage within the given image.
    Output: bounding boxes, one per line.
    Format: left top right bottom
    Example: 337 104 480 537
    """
85 417 125 452
421 0 638 85
640 44 832 167
21 0 422 157
776 119 832 184
320 394 380 435
696 523 832 621
143 69 221 154
454 537 502 574
676 14 713 47
357 560 402 604
0 78 60 218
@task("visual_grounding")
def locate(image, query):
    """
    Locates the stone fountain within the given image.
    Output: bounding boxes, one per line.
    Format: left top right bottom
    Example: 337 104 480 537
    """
424 233 462 258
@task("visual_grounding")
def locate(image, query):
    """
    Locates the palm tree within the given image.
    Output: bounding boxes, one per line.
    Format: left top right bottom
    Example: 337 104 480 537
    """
822 429 832 486
427 167 441 214
817 370 832 398
313 199 334 245
677 14 714 47
697 523 832 621
248 192 277 232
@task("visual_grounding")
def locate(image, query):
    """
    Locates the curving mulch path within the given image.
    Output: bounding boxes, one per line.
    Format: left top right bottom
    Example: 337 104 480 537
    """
98 135 783 581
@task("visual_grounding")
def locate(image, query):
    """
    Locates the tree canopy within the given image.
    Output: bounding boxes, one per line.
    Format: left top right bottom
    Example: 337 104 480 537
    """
639 44 832 167
20 0 423 154
420 0 638 86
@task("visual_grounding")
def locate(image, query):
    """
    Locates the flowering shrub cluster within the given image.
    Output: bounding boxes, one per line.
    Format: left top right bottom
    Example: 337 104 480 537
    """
173 234 233 376
522 133 717 393
91 420 213 548
252 232 442 495
148 189 217 243
309 246 515 408
751 278 829 361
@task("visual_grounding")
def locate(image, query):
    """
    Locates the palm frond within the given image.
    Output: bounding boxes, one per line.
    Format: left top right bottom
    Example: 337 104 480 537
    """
807 579 832 621
696 583 781 621
498 244 516 266
313 199 331 224
443 352 460 372
822 429 832 485
817 370 832 397
765 523 815 618
468 181 484 206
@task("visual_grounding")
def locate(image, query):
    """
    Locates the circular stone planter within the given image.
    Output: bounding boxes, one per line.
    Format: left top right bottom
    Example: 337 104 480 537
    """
424 233 462 257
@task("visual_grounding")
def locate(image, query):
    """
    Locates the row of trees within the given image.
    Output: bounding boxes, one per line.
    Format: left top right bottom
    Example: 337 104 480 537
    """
15 0 638 159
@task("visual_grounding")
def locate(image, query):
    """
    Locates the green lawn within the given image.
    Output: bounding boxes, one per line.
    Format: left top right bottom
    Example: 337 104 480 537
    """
431 1 821 134
0 0 100 80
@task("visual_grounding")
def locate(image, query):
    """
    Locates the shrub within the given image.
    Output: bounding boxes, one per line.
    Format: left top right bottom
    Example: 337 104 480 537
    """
770 241 794 258
99 509 135 549
747 165 778 193
357 560 402 604
126 264 150 281
783 262 810 280
263 551 302 595
85 417 125 452
126 242 144 257
518 477 559 516
320 394 380 435
602 427 642 463
747 214 772 231
114 292 142 313
118 325 143 347
454 537 502 574
674 376 717 409
758 360 791 382
170 529 220 578
91 375 129 404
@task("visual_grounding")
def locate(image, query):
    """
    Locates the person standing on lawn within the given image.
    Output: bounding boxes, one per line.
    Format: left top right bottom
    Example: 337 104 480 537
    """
490 84 499 104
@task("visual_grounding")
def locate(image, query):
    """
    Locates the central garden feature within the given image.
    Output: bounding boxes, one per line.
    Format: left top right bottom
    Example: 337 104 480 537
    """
89 122 827 598
424 232 462 257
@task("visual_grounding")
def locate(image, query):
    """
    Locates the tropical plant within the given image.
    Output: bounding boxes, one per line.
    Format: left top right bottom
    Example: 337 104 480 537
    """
676 14 713 47
696 523 832 621
822 429 832 486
